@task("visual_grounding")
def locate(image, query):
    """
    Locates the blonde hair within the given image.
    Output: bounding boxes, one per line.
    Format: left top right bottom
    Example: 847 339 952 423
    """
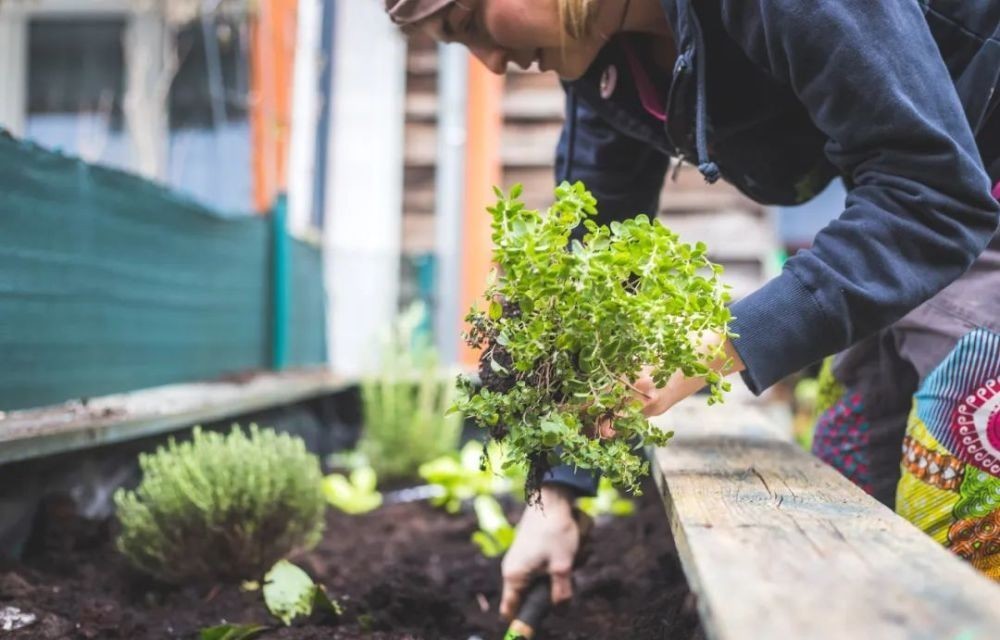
557 0 599 40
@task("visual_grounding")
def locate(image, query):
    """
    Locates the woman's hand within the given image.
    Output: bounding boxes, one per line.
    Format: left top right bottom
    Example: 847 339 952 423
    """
499 484 580 620
598 331 745 437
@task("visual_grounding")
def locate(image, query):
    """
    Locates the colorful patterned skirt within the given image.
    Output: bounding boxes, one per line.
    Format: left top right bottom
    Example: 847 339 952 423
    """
812 244 1000 581
895 329 1000 579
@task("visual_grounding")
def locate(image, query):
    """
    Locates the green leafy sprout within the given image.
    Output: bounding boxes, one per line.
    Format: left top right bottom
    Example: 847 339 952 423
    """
471 495 515 558
577 477 635 519
359 302 463 480
418 440 525 513
454 182 733 495
262 560 342 626
322 466 384 515
200 624 268 640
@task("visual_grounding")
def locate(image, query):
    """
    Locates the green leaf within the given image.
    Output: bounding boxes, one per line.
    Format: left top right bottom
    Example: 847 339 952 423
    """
200 624 269 640
351 467 377 494
490 357 509 375
312 585 344 620
489 300 503 320
473 495 509 535
510 183 523 199
577 478 635 519
472 530 504 557
322 467 383 514
263 560 316 626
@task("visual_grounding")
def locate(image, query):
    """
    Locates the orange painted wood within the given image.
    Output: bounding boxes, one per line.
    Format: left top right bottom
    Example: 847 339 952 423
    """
458 61 505 366
250 0 297 213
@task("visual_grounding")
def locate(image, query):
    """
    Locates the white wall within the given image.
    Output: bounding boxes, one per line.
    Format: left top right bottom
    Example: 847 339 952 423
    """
0 7 27 136
323 0 406 375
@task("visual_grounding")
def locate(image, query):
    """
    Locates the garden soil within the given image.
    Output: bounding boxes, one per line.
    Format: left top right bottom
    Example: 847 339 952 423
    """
0 483 703 640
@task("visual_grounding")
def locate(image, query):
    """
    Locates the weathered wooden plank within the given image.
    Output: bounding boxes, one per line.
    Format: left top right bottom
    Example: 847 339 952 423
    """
648 401 1000 640
0 370 350 465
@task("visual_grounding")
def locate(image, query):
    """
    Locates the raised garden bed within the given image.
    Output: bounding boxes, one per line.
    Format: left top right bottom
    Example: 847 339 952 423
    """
0 481 702 640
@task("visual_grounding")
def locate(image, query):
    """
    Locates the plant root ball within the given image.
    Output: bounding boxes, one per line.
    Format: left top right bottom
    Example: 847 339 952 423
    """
478 342 516 393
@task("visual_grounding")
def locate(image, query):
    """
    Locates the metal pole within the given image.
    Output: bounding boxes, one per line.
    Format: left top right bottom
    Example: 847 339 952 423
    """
432 44 468 364
458 60 504 367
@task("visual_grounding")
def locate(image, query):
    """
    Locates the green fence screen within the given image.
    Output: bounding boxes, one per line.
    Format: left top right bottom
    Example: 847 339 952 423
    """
0 132 326 411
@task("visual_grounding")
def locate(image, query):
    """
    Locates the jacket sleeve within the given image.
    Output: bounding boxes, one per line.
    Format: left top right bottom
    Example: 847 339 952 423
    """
546 86 670 496
720 0 1000 393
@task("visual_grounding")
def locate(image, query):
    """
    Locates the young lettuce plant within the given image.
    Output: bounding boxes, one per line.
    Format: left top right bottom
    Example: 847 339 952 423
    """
454 182 732 496
471 495 515 558
418 440 524 513
322 466 383 515
577 477 635 519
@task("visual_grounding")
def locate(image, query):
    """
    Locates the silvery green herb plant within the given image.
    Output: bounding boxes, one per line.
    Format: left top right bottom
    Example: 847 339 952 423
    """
455 182 733 495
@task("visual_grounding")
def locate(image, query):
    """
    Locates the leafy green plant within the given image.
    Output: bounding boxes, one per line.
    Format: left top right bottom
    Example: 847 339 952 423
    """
455 182 732 495
359 302 464 480
200 624 269 640
471 495 515 558
418 440 524 513
114 425 326 584
322 466 383 514
577 477 635 518
262 560 342 626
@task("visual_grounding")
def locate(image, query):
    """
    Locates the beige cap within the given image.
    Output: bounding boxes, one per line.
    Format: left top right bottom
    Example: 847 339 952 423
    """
385 0 456 26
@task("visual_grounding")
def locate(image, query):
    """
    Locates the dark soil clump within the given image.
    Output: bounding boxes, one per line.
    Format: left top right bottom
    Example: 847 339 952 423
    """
1 483 702 639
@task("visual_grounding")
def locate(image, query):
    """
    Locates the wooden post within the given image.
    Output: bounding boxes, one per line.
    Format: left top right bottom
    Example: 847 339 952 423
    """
250 0 297 214
458 60 504 367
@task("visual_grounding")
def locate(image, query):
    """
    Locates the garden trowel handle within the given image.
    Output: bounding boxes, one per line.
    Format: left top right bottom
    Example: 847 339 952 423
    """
504 509 594 640
504 578 551 639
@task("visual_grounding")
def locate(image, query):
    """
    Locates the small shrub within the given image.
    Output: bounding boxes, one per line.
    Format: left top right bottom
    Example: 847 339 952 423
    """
359 303 463 480
114 425 326 584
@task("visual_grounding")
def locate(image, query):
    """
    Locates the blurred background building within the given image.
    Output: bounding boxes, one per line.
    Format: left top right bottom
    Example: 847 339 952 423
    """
0 0 840 412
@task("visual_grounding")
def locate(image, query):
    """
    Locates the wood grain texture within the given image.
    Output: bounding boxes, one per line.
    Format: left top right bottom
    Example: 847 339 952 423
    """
649 399 1000 640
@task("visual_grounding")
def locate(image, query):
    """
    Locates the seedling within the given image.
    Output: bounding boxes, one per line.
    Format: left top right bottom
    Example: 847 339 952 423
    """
577 477 635 519
323 466 383 515
455 182 732 495
199 624 268 640
359 302 463 479
418 440 524 513
471 495 515 558
262 560 342 626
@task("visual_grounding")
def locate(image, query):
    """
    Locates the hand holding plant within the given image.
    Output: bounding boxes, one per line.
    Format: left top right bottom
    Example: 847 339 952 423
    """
455 182 734 495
